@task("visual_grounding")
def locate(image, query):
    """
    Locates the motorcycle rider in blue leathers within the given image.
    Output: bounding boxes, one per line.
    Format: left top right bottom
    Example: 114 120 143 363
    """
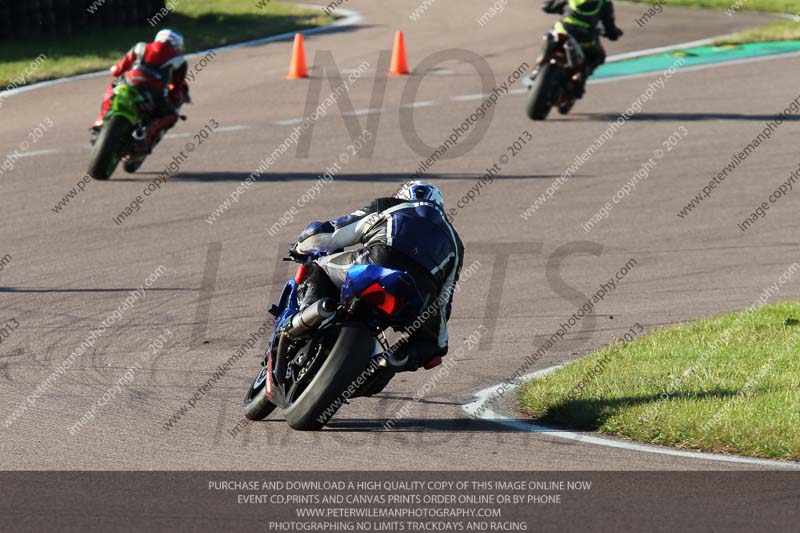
290 181 465 379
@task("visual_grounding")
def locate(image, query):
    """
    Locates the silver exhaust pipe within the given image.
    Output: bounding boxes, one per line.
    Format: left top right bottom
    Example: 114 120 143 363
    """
285 298 336 337
386 352 409 368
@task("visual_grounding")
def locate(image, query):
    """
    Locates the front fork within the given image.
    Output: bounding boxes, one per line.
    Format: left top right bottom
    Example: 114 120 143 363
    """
532 32 557 79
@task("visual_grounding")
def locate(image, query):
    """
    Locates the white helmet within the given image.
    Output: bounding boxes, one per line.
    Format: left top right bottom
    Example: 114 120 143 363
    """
396 180 445 208
155 29 184 52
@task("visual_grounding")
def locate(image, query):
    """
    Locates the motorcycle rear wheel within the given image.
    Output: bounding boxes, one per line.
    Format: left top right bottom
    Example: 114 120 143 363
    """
123 157 145 174
282 324 375 431
87 116 131 180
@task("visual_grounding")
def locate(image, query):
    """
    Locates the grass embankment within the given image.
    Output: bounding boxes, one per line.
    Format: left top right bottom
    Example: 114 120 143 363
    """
518 302 800 460
0 0 334 87
625 0 800 44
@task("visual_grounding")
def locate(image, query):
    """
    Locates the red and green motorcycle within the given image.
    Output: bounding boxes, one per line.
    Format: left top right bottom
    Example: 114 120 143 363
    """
87 82 181 180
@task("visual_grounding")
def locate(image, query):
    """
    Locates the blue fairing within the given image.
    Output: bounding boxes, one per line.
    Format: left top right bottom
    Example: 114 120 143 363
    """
269 279 301 348
267 263 423 357
341 264 424 325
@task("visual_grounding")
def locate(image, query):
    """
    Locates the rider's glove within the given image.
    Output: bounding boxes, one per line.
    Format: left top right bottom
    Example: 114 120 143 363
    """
298 221 334 243
541 0 563 14
606 26 623 41
288 242 307 261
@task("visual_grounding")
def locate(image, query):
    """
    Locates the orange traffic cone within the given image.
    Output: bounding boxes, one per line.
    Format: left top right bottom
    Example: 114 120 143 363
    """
286 33 309 79
389 31 409 76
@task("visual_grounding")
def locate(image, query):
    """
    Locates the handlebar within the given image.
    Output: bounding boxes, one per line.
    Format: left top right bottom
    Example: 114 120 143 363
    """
284 248 344 263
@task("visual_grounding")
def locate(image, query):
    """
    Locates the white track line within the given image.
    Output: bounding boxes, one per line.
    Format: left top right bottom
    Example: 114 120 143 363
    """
273 117 308 126
450 93 492 102
342 107 384 116
17 149 63 157
463 365 800 469
401 101 437 109
215 125 252 133
29 126 249 157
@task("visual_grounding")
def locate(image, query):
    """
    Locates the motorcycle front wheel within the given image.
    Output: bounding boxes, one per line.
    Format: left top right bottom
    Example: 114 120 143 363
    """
87 116 132 180
243 365 278 421
526 63 557 121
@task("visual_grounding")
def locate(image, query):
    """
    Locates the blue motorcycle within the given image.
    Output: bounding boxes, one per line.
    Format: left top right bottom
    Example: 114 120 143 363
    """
243 253 425 430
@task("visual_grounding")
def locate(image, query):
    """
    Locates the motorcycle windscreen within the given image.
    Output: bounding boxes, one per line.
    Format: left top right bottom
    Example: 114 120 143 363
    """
341 264 424 323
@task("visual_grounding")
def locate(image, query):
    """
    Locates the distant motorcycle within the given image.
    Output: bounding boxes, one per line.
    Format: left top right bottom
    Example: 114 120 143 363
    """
525 28 589 120
243 252 425 430
87 81 183 180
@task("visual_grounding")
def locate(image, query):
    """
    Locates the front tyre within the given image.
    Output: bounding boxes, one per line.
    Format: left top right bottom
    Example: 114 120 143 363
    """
123 157 145 174
283 324 375 431
87 116 131 180
243 365 278 421
526 63 556 121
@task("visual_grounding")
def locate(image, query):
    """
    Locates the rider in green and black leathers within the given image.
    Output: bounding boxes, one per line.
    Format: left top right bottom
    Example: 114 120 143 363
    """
541 0 623 97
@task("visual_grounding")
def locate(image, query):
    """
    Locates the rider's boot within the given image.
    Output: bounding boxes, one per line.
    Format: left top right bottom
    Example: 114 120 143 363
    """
147 113 179 148
385 337 443 373
92 84 115 130
90 106 109 143
352 337 442 398
571 70 587 99
558 99 575 115
297 263 338 312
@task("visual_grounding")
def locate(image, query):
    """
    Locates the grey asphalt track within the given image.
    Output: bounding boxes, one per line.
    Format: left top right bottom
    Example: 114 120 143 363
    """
1 0 797 471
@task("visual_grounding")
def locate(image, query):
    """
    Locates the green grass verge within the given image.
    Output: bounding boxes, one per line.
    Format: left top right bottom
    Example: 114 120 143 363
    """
715 20 800 44
0 0 334 87
624 0 800 44
628 0 798 10
518 302 800 460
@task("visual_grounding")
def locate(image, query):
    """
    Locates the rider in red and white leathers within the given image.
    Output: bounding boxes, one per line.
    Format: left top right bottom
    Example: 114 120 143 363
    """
92 29 189 144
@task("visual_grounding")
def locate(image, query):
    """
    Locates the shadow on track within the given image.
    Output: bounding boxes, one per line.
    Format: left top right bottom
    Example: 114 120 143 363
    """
0 287 192 293
309 389 741 433
372 393 462 406
161 172 564 183
580 112 800 122
322 417 525 433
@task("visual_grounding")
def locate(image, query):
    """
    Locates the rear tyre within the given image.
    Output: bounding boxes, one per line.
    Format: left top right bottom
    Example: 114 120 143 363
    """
243 365 278 421
88 116 132 180
283 324 375 431
526 63 556 121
